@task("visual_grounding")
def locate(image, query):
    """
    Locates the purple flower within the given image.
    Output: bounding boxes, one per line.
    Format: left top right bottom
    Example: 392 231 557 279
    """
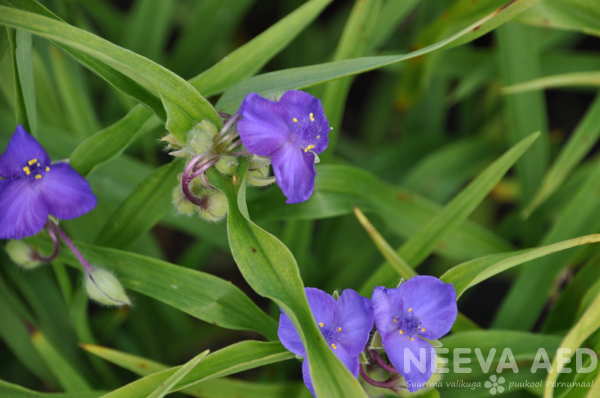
371 276 457 392
238 90 329 204
278 288 373 397
0 126 97 240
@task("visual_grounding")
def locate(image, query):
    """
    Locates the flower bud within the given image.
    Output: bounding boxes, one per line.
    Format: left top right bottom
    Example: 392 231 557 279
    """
197 189 229 222
215 155 239 176
172 186 196 216
247 166 276 187
186 128 213 155
85 268 131 307
248 155 271 169
5 240 42 269
197 120 219 138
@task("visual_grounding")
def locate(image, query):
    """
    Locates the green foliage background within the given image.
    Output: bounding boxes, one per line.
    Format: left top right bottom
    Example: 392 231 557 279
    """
1 0 600 397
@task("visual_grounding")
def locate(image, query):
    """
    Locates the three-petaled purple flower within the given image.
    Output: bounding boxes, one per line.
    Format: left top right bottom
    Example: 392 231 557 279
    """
278 288 373 397
0 126 97 240
371 276 457 392
238 90 330 204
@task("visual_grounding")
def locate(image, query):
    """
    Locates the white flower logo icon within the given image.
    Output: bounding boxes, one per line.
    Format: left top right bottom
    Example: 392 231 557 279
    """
485 375 505 395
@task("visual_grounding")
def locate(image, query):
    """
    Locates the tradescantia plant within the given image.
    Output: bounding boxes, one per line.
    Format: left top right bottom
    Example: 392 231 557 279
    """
1 0 600 397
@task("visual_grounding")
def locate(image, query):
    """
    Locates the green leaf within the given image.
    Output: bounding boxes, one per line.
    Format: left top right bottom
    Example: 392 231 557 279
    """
515 0 600 37
352 206 417 280
146 350 209 398
95 159 182 249
493 158 600 330
503 71 600 94
189 0 333 98
544 289 600 398
216 0 540 113
82 345 301 398
358 132 539 296
70 106 154 176
249 165 513 262
0 26 8 62
0 0 166 119
98 341 293 398
24 236 278 340
0 380 104 398
441 234 600 299
522 92 600 218
0 5 222 142
14 29 36 136
208 160 368 398
7 28 30 132
30 329 91 392
320 0 382 160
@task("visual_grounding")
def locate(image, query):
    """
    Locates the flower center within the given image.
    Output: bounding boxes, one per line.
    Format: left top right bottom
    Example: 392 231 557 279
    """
392 310 424 340
318 321 342 350
22 158 50 180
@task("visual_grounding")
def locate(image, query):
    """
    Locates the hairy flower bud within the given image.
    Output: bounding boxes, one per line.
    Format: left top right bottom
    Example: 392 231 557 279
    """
247 166 276 187
197 120 219 138
186 128 213 156
197 189 229 222
172 186 196 216
248 155 271 169
5 240 42 269
85 268 131 307
215 155 239 176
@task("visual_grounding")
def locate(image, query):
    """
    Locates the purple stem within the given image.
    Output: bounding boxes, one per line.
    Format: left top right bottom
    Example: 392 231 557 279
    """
190 159 218 180
48 223 93 272
181 156 211 206
32 224 60 262
372 350 400 374
359 364 400 390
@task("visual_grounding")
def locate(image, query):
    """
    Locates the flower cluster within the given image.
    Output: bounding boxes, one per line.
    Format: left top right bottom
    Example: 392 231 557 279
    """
1 126 130 307
168 90 330 222
278 276 457 397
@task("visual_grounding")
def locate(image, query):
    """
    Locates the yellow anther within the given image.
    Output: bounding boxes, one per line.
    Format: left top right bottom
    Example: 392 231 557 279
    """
37 163 40 167
309 113 314 121
35 175 42 180
28 159 37 166
304 144 315 153
410 337 414 341
293 118 298 123
331 343 337 349
337 327 341 332
319 322 324 328
399 330 403 334
46 167 50 172
317 135 320 139
23 166 31 175
409 308 412 312
393 317 398 323
422 328 426 332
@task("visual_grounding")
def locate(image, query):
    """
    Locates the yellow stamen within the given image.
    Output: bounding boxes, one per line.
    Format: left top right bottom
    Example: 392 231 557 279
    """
23 166 31 175
393 317 398 323
37 163 40 167
293 118 298 123
317 135 320 139
319 322 324 328
410 337 414 341
35 175 42 180
331 343 337 349
46 167 50 172
399 330 403 334
409 308 412 312
422 328 426 332
28 159 37 166
309 113 314 121
337 327 341 332
304 144 315 153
